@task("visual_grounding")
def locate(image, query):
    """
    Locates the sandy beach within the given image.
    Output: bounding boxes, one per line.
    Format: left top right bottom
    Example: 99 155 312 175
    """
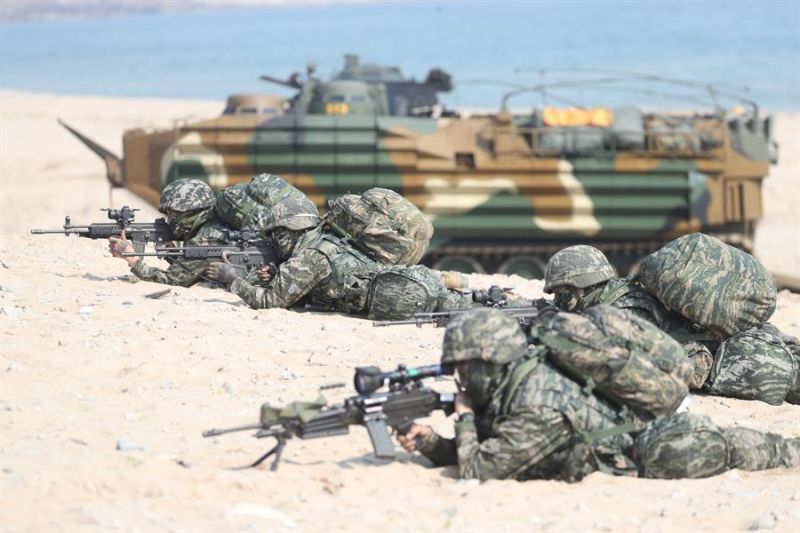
1 90 799 531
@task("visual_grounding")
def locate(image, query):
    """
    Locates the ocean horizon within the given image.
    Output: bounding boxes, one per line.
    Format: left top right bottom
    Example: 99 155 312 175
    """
1 1 798 111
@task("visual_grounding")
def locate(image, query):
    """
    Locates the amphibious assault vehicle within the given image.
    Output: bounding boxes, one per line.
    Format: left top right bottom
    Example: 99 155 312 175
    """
62 55 778 278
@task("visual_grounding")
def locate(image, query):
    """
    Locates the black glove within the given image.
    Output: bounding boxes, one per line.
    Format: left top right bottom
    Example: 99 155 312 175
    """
204 261 240 285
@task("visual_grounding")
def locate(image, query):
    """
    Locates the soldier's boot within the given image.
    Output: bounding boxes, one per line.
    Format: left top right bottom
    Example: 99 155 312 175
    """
724 428 800 470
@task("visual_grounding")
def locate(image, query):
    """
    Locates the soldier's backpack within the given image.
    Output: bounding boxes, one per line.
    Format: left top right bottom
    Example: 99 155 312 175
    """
638 233 777 337
537 305 693 418
634 413 729 479
705 324 797 406
216 183 265 230
325 188 433 266
246 174 320 231
367 265 444 320
216 175 321 233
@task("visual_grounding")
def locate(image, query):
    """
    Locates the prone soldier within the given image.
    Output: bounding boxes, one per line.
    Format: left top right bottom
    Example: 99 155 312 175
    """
398 309 800 481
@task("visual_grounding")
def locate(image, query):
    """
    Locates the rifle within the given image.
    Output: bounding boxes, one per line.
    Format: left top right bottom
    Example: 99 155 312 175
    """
373 299 557 328
121 228 278 277
31 206 173 253
203 363 455 471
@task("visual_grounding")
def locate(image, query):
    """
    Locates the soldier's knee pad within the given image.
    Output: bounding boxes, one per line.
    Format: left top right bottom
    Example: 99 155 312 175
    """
706 327 796 405
635 413 729 479
367 265 444 320
724 428 800 470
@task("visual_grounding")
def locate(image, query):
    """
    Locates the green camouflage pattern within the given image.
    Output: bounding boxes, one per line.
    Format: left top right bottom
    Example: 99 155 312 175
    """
543 245 617 293
683 341 714 390
578 275 716 389
634 413 800 479
247 173 320 231
435 288 474 313
71 58 774 277
706 325 796 405
538 305 691 418
366 265 444 320
420 311 799 481
130 216 230 287
216 175 320 235
639 233 777 336
229 227 379 312
158 178 216 213
327 187 433 265
770 327 800 404
440 309 529 365
634 413 729 479
422 356 633 481
724 427 800 470
215 182 262 230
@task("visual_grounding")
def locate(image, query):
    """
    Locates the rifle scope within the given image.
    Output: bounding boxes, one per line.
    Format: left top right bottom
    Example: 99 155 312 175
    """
353 363 453 395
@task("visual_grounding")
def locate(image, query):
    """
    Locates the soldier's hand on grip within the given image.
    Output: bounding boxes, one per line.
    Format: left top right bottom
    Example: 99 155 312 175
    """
396 423 432 452
108 230 138 266
204 261 239 284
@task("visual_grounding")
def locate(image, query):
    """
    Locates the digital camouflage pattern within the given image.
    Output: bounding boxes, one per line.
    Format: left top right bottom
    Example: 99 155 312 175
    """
565 274 717 390
724 426 800 471
420 355 635 481
366 265 445 320
441 309 529 365
634 413 800 479
417 309 799 481
683 341 714 390
130 216 232 287
216 175 320 234
215 182 260 230
639 233 777 336
247 173 320 232
634 413 730 479
229 226 379 312
537 305 691 418
770 326 800 404
543 245 617 293
706 325 796 405
158 178 216 213
66 56 776 277
326 187 433 265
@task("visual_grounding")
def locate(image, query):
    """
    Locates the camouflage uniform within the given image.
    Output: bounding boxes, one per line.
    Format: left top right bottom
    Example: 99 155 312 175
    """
417 309 800 481
544 245 714 388
130 179 234 287
228 226 473 316
217 174 321 262
229 226 378 311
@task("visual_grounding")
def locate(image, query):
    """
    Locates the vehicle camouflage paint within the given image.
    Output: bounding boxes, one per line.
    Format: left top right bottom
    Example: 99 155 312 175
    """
61 56 778 278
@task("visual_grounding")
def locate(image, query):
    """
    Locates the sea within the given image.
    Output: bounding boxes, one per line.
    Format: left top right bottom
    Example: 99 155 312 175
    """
1 1 798 111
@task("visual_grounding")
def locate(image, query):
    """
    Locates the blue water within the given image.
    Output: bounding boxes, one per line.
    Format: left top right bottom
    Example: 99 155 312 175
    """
1 1 798 110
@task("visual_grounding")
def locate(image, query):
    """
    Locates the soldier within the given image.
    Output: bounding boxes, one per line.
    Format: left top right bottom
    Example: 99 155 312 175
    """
397 309 800 481
108 178 234 287
204 224 474 318
543 245 714 388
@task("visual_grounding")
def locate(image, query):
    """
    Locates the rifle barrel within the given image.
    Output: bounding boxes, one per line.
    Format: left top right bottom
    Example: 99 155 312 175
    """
202 423 263 437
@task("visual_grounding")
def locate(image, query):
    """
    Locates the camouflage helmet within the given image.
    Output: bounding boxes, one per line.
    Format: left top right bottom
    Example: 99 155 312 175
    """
159 178 216 214
247 173 320 231
441 309 528 365
543 245 616 294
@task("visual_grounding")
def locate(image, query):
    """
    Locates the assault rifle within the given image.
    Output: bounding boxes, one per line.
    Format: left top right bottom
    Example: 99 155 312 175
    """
203 363 455 471
31 206 174 253
120 228 278 277
373 298 556 328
